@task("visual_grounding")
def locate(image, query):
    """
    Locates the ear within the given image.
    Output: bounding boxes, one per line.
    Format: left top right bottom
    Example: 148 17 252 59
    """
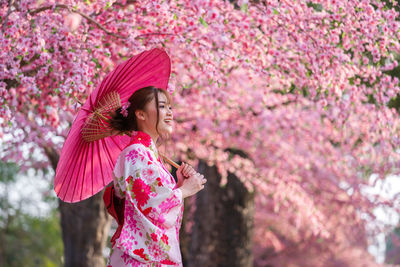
135 110 146 120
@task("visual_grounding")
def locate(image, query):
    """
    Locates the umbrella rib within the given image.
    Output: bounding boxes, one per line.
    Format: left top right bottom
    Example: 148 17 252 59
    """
100 138 112 188
96 52 129 104
94 74 114 108
119 60 169 99
101 137 116 178
96 140 106 188
56 138 77 193
111 50 158 96
83 119 109 128
70 141 87 202
79 138 91 200
111 51 148 92
109 134 125 151
63 139 82 202
59 137 84 201
117 51 161 91
91 138 95 191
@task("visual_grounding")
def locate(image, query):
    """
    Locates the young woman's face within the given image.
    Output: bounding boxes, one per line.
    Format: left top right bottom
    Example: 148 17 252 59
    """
138 91 173 139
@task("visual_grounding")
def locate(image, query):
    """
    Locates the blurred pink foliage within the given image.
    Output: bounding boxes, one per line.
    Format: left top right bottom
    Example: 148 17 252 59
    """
1 0 400 265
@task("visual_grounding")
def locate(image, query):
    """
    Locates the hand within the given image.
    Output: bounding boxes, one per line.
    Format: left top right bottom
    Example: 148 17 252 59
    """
176 162 196 188
179 172 207 199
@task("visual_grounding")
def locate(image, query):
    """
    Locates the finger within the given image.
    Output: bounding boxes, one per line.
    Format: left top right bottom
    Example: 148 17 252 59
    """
178 162 185 170
183 165 191 176
180 162 186 173
184 164 193 171
186 166 196 176
183 163 190 173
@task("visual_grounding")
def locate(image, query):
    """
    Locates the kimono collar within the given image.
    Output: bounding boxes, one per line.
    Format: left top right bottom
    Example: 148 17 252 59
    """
128 130 156 150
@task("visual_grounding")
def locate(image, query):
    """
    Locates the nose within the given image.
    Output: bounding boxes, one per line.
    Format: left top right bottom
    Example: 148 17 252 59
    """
167 107 173 116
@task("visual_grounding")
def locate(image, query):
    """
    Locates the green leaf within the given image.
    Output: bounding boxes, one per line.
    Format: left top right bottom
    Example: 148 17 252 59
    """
91 58 101 68
240 3 248 13
30 19 36 29
273 8 279 15
307 2 323 12
15 73 22 83
199 17 208 27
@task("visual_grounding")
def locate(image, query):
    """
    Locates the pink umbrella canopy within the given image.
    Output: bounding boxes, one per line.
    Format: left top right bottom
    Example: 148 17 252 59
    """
54 48 171 203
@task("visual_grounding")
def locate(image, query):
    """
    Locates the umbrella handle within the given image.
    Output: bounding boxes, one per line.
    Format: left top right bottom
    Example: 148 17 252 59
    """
159 152 180 169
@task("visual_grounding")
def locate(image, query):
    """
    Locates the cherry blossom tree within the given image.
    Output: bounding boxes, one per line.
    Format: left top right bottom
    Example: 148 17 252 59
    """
1 0 400 265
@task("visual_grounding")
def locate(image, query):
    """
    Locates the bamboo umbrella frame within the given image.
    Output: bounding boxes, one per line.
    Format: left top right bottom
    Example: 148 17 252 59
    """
75 94 180 169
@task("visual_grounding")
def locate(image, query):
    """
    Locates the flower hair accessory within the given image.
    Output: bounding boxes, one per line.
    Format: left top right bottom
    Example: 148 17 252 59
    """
120 101 131 117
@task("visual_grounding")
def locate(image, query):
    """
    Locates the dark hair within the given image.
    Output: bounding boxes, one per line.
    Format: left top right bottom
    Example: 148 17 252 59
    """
109 86 171 138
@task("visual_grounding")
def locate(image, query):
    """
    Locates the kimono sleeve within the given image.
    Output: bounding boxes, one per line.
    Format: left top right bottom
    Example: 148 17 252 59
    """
123 145 183 229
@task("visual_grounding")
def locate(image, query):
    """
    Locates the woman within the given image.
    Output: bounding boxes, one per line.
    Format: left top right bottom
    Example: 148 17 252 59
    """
105 86 206 266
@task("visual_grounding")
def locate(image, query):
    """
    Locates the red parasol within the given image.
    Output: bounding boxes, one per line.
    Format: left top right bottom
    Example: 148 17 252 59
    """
54 48 178 203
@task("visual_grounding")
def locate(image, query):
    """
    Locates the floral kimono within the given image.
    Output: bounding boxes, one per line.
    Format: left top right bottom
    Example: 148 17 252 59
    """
105 131 184 267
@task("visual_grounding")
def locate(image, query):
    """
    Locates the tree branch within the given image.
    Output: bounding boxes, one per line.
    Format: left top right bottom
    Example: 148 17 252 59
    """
134 32 176 39
28 4 127 39
2 0 14 32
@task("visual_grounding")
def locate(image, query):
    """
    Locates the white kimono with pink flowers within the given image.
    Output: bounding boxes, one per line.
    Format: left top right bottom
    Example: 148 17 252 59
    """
107 131 184 267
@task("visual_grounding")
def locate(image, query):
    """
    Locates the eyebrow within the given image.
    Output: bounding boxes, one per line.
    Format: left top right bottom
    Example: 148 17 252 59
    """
159 101 170 104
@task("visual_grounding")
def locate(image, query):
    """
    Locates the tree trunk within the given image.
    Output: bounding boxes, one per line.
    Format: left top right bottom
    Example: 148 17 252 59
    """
44 145 111 267
59 190 111 267
184 159 255 267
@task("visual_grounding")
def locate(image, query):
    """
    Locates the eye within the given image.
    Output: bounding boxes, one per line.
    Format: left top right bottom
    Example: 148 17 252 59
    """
159 104 172 110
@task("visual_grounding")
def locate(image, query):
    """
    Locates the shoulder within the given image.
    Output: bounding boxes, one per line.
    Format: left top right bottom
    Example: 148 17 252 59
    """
122 143 150 161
